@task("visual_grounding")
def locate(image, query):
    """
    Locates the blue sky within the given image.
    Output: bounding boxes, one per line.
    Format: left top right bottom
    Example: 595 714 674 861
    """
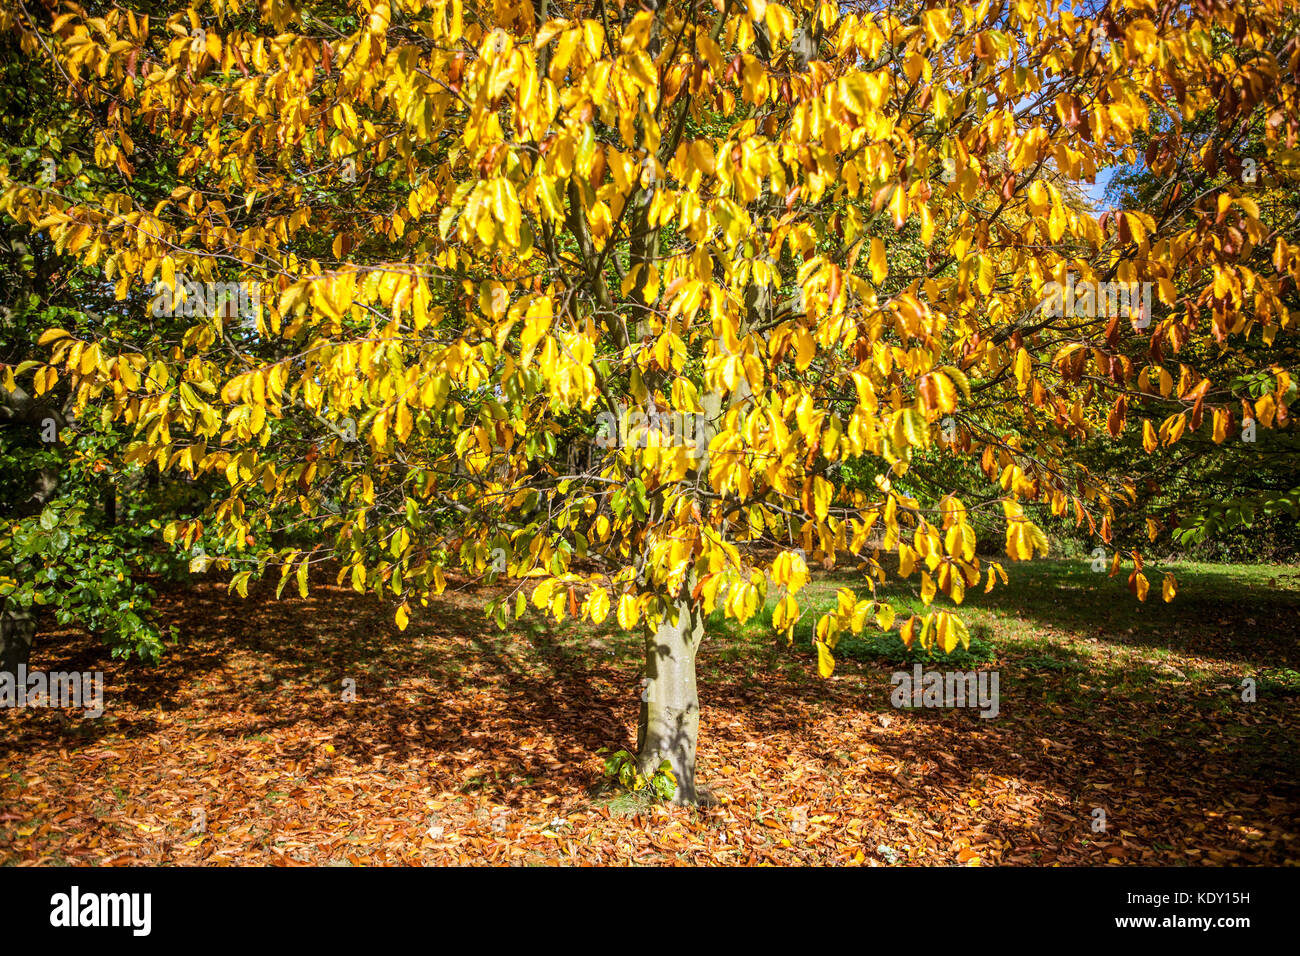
1080 165 1119 210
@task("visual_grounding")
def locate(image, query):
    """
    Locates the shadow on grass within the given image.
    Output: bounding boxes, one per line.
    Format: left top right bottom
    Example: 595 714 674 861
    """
810 559 1300 671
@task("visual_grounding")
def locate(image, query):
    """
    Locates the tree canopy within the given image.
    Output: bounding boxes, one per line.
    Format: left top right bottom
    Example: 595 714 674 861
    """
3 0 1299 801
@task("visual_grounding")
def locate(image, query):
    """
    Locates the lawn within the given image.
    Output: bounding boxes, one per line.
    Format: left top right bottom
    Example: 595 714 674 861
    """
1 560 1296 865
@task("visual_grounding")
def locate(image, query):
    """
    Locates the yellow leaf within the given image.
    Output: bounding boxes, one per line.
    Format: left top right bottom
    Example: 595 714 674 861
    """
586 587 610 624
976 255 994 296
1212 408 1230 444
889 181 909 229
1013 348 1032 394
898 543 916 577
1027 179 1050 216
37 328 71 346
1048 202 1067 241
869 237 888 285
953 614 971 649
937 612 958 653
946 566 965 605
921 8 952 44
900 616 918 647
617 593 639 630
773 594 798 632
1162 572 1177 603
774 549 810 594
945 522 975 561
815 640 835 678
812 476 832 521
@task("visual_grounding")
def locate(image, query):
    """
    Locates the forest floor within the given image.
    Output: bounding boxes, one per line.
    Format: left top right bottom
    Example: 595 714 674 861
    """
2 560 1297 865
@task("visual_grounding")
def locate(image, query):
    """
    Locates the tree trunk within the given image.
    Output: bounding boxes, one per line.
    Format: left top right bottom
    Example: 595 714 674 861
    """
637 595 705 805
102 477 117 527
0 606 36 676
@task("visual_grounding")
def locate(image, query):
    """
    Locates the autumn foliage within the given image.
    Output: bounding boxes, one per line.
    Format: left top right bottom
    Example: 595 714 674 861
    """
3 0 1300 798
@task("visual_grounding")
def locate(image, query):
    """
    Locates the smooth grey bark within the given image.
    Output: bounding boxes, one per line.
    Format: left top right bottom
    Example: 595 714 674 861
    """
0 607 36 676
633 238 769 808
637 595 706 805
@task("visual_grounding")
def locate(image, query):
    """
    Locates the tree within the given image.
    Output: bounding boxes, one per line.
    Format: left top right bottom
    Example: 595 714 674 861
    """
3 0 1298 802
0 22 183 673
1095 69 1300 559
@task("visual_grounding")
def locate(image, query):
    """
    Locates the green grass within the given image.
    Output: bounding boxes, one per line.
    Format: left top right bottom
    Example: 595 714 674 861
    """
520 558 1300 707
769 558 1300 678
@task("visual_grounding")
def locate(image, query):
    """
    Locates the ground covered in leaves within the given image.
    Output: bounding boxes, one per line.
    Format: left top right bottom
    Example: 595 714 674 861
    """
2 561 1298 865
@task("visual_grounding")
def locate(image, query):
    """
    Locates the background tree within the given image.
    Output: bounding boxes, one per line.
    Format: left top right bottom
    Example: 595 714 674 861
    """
4 0 1298 803
1093 71 1300 560
0 23 186 672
